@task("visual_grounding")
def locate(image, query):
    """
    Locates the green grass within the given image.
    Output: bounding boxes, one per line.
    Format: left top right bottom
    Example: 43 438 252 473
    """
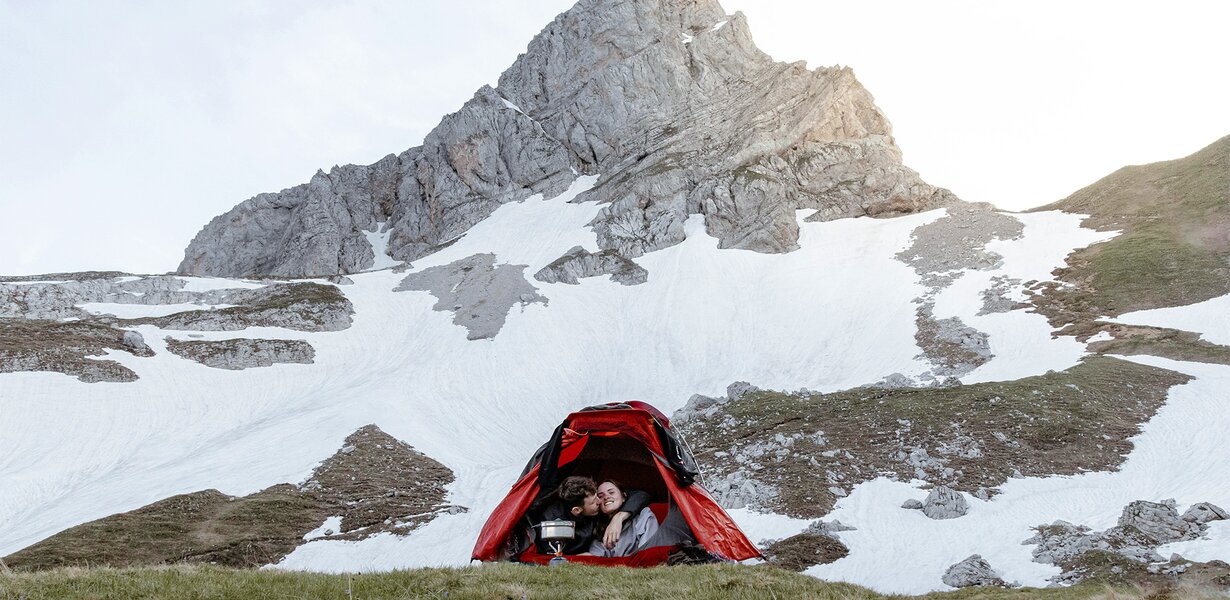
4 426 454 573
1027 134 1230 364
2 487 328 572
0 563 1164 600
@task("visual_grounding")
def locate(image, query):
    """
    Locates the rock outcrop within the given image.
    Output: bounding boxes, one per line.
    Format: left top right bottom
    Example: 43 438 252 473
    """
1024 499 1228 585
164 338 316 370
942 554 1006 588
534 246 648 285
0 319 153 383
178 0 955 278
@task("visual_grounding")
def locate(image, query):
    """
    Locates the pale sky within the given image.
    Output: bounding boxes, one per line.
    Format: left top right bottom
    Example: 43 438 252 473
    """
1 0 1227 276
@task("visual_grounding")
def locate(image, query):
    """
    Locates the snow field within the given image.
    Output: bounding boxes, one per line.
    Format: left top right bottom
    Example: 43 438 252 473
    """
1 190 1194 592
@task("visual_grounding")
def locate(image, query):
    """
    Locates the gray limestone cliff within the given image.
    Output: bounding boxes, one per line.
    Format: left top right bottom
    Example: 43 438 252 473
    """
178 0 956 278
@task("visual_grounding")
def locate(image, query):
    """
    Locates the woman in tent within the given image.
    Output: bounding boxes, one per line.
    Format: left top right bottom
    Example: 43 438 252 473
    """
589 480 659 557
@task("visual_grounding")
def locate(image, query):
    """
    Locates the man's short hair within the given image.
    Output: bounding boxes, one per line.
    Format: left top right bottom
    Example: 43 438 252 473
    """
558 476 597 509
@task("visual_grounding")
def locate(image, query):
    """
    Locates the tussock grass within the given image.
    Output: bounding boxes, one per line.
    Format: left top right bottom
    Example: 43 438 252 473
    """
0 563 1184 600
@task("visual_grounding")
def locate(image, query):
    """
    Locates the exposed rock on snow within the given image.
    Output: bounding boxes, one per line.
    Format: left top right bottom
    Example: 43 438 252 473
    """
901 499 923 510
914 304 992 380
804 519 856 537
979 275 1024 315
895 204 1023 380
1118 499 1202 546
121 330 149 353
533 246 648 285
143 282 353 333
942 554 1006 588
921 485 968 520
1025 499 1225 585
896 204 1025 285
0 319 153 382
1 273 244 321
1182 502 1229 524
164 338 315 370
178 0 955 278
395 253 546 340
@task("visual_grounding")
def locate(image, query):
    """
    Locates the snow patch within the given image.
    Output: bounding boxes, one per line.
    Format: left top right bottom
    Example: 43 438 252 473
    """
2 280 70 286
1111 292 1230 346
78 302 238 319
1087 331 1114 343
303 515 343 541
362 224 401 272
177 277 267 293
712 20 728 32
499 97 524 115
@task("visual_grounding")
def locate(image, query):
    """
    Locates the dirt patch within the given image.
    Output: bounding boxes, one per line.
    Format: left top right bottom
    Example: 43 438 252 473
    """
303 425 461 539
164 338 315 370
2 425 460 571
0 319 152 382
675 356 1190 518
762 533 849 572
1083 325 1230 366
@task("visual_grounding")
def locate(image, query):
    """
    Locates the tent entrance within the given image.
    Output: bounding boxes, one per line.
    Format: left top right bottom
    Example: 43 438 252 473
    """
552 432 668 503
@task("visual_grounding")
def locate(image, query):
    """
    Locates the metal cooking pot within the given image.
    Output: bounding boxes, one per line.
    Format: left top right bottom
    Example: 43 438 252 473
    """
535 520 576 541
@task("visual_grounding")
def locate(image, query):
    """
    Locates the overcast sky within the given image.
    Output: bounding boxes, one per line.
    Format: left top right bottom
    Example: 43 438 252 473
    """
2 0 1227 276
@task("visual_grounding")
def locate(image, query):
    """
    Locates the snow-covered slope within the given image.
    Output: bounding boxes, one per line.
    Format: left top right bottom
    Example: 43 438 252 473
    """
10 164 1223 594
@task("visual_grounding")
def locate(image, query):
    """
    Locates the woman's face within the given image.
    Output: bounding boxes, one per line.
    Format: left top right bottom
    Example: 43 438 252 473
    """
596 481 626 515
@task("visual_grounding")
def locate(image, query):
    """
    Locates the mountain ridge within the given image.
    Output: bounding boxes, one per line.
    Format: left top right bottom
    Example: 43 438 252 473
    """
178 0 955 278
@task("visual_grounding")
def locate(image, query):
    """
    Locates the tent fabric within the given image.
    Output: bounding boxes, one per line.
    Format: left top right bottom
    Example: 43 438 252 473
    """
471 402 762 564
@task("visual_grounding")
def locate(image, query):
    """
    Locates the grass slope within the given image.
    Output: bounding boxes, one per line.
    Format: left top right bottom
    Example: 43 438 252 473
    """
678 356 1189 518
3 426 455 572
1 563 1212 600
1030 134 1230 363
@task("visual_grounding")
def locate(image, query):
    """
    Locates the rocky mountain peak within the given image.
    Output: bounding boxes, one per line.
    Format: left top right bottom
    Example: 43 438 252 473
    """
179 0 953 278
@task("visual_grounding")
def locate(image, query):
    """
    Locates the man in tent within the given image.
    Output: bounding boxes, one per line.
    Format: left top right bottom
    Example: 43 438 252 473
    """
531 475 651 555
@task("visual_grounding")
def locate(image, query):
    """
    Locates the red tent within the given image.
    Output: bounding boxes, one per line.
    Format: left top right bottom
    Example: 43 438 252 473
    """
472 401 762 565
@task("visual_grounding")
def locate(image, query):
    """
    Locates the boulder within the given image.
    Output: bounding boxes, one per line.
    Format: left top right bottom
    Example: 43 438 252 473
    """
1182 502 1229 524
942 554 1006 588
922 485 969 520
